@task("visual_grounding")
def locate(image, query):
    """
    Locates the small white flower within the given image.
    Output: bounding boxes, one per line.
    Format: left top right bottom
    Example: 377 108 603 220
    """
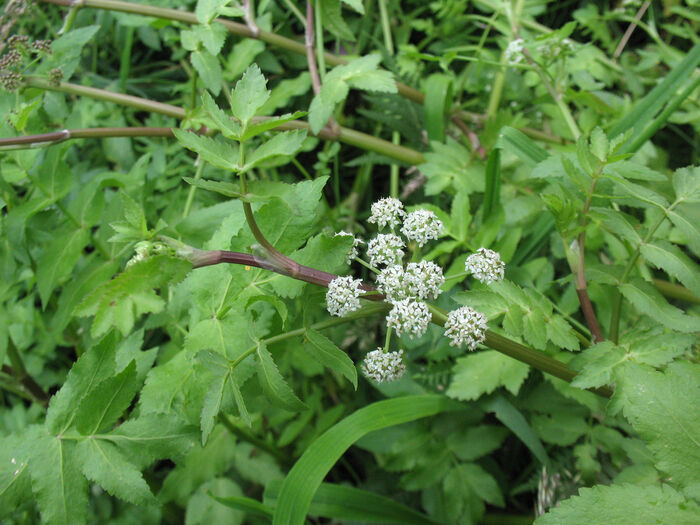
404 260 445 301
326 276 363 317
367 233 405 267
335 231 363 264
465 248 505 284
376 265 409 303
401 210 442 247
362 348 406 383
444 306 487 350
386 299 431 339
368 197 406 230
505 38 524 65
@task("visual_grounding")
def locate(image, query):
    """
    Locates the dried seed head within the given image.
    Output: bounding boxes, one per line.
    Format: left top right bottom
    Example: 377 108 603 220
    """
362 348 406 383
0 71 23 91
0 50 22 70
7 35 29 50
47 68 63 87
32 40 52 53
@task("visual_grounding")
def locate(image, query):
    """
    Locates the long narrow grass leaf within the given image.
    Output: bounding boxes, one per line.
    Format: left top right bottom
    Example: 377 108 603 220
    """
610 42 700 141
272 395 447 525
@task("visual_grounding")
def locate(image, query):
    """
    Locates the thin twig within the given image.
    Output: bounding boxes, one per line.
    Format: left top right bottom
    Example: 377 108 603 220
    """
451 116 486 159
305 0 321 96
614 0 651 58
242 0 260 37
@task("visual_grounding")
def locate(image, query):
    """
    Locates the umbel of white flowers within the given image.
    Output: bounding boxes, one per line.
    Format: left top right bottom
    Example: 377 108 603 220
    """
325 197 503 384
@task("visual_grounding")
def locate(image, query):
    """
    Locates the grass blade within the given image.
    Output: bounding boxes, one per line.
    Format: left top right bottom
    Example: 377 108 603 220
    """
272 395 447 525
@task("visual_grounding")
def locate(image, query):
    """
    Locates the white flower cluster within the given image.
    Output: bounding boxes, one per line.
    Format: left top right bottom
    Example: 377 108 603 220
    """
386 299 431 338
326 276 363 317
367 233 405 267
465 248 505 284
401 210 443 247
377 261 445 304
362 348 406 383
368 197 405 230
444 306 488 350
335 231 363 264
505 38 525 65
405 261 445 300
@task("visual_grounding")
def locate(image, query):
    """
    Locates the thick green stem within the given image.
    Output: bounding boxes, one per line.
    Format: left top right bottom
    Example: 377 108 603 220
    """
428 304 612 398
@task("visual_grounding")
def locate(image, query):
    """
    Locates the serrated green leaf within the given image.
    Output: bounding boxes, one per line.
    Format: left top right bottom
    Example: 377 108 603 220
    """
201 90 242 139
0 433 32 518
74 361 140 435
452 463 504 507
305 329 357 389
28 429 88 525
603 171 669 210
309 54 396 133
242 130 307 172
545 315 579 351
231 64 270 127
107 414 198 469
590 207 642 245
641 240 700 297
241 111 306 141
182 177 241 198
625 331 695 367
667 206 700 257
46 333 119 434
673 165 700 203
256 342 307 412
535 483 700 525
196 0 231 23
321 0 356 41
36 227 89 308
604 161 667 182
570 342 626 389
191 49 222 95
589 127 608 162
616 361 700 499
193 23 227 56
446 425 509 462
173 129 238 171
273 395 447 525
620 278 700 333
447 351 530 401
75 439 156 505
75 256 191 338
532 412 589 446
200 369 229 445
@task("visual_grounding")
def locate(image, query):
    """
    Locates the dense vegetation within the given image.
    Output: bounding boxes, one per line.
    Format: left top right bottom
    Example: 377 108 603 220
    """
1 0 699 523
